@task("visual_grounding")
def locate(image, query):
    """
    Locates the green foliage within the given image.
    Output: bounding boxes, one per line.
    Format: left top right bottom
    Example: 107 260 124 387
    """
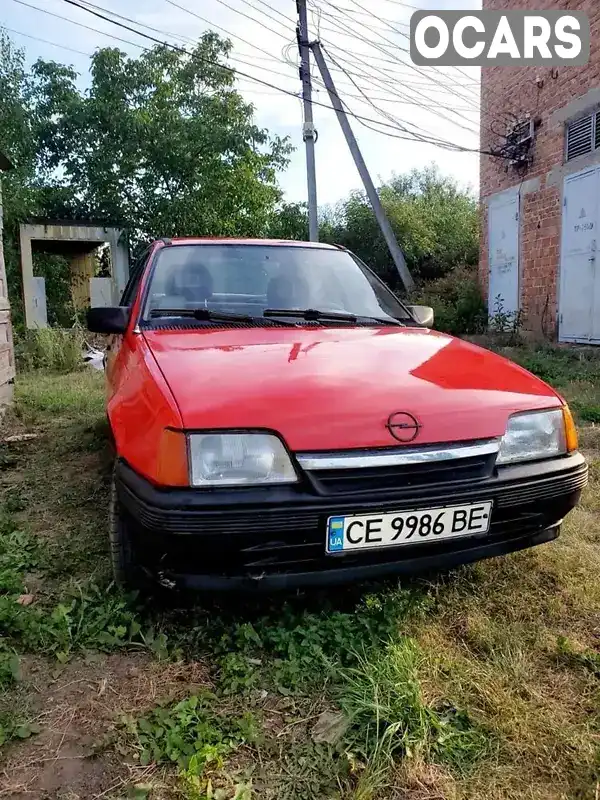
266 202 309 241
0 651 20 690
505 346 600 387
322 165 478 289
15 327 85 373
0 495 165 664
571 403 600 423
127 692 258 789
33 253 76 327
340 638 492 776
411 266 487 335
0 711 40 747
15 369 105 422
0 29 292 325
28 37 290 242
203 588 431 695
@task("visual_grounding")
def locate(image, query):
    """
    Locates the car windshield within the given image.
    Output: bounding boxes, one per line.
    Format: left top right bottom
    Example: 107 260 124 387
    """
143 244 411 323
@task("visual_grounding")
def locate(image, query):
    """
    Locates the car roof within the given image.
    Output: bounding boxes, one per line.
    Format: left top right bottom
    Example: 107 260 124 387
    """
160 238 341 250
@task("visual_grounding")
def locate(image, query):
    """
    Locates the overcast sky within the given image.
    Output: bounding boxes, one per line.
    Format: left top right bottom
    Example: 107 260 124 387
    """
4 0 482 206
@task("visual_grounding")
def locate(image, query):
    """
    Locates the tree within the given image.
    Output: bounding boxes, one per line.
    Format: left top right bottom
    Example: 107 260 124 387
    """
321 165 479 289
32 34 291 244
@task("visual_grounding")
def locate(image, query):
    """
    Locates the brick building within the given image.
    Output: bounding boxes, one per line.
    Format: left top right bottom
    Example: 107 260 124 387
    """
480 0 600 341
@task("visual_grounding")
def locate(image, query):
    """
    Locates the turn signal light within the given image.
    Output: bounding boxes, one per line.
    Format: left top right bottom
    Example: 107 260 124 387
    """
563 405 578 453
156 428 189 487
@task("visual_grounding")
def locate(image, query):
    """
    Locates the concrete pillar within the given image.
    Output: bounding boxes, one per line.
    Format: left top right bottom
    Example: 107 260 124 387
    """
19 226 37 329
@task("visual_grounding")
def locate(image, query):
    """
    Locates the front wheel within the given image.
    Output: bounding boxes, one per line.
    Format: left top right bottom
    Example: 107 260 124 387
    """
108 473 143 590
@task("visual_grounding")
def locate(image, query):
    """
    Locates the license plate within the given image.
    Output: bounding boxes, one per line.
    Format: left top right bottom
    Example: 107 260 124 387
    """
326 502 493 553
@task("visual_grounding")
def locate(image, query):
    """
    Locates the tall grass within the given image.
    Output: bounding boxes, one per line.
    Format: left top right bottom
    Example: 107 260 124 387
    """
15 327 86 374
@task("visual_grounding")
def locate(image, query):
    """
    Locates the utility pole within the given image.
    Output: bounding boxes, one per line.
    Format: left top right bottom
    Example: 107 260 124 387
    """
311 41 414 292
297 0 318 242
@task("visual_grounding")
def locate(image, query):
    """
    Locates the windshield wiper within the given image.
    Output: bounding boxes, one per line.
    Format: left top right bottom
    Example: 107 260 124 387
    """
149 308 298 326
263 308 404 326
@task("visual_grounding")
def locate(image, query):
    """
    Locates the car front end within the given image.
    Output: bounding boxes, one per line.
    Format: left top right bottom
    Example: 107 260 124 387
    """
113 386 586 591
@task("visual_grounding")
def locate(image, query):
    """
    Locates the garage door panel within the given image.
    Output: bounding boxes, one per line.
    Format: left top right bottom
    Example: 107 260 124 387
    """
488 196 519 318
562 169 598 257
560 167 600 342
560 254 594 340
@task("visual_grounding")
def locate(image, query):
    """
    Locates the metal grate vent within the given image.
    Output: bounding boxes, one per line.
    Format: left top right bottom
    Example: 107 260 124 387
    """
566 114 595 161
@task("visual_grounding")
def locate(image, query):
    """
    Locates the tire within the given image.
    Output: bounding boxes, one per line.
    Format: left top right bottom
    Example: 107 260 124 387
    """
108 472 144 590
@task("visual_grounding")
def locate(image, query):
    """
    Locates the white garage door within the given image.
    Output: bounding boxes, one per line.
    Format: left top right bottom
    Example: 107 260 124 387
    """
559 166 600 343
488 193 519 320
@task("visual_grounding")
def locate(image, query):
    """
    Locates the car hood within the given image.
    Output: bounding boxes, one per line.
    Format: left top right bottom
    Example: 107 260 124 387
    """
143 326 561 452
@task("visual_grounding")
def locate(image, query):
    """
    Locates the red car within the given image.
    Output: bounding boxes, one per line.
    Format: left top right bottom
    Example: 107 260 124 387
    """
88 238 587 591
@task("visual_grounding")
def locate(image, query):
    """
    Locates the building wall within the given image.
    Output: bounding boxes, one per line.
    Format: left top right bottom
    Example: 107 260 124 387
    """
480 0 600 337
0 178 15 407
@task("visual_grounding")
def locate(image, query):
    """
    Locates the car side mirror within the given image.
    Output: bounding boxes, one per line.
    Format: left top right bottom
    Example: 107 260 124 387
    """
406 305 435 328
87 306 130 334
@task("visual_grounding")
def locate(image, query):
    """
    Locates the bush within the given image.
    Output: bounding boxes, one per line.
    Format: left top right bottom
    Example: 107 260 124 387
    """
15 327 86 373
412 266 487 336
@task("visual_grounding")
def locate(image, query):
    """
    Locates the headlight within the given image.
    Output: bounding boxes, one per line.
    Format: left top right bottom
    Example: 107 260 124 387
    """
496 408 570 465
189 432 298 486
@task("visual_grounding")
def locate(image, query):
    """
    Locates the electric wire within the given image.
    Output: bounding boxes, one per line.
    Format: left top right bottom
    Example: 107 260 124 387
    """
24 0 503 156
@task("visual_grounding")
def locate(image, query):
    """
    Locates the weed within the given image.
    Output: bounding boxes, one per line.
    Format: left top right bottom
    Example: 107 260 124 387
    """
0 651 20 690
15 369 105 423
411 266 487 336
126 692 259 797
339 637 491 777
0 710 40 747
0 495 166 663
15 327 86 373
197 588 433 696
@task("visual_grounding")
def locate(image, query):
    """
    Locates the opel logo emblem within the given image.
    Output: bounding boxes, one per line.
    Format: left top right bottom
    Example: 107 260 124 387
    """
386 412 421 443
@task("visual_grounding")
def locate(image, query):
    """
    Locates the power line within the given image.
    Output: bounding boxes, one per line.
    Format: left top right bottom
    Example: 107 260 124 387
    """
162 0 296 71
223 0 295 32
75 0 298 79
206 0 292 40
75 0 197 47
52 0 502 156
0 25 92 57
311 4 513 133
320 43 472 150
307 4 481 135
315 38 480 136
10 0 149 49
313 0 480 113
346 0 481 102
247 0 296 25
315 0 515 125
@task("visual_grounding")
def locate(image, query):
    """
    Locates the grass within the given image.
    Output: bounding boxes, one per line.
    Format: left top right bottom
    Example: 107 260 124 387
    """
14 327 87 374
1 347 600 798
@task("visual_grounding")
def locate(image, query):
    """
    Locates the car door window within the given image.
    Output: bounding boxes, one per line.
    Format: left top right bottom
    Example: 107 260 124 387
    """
120 247 151 306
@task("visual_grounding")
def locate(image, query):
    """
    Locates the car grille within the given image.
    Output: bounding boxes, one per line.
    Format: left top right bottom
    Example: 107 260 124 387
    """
306 453 495 495
297 439 499 496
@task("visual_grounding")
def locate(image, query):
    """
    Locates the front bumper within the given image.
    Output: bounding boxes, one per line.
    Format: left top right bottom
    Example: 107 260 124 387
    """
115 452 588 590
